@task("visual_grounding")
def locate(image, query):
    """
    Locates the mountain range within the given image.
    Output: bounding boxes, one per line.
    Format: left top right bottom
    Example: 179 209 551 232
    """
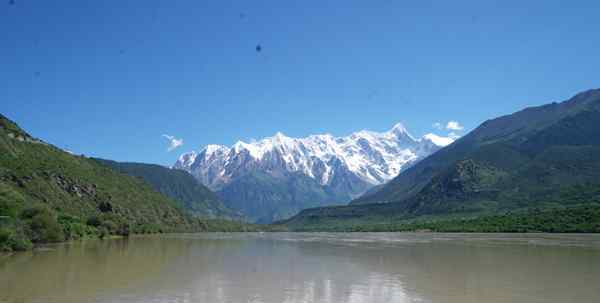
3 88 600 245
283 89 600 230
174 123 451 222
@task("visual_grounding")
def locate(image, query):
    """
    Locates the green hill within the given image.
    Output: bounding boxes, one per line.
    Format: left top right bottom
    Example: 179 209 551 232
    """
282 88 600 231
94 159 243 220
0 114 205 251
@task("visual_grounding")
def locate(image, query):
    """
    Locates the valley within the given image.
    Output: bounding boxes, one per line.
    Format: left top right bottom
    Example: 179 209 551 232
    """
3 3 600 302
3 89 600 252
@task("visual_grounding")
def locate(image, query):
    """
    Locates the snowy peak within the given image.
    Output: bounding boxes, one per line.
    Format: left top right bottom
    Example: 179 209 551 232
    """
204 144 229 155
390 122 407 132
231 131 297 160
388 122 413 139
174 151 198 169
423 133 455 147
174 123 451 193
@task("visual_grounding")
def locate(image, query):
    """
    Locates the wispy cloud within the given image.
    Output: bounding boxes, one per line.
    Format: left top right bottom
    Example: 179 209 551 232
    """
162 134 184 152
448 132 460 139
432 122 443 130
446 121 464 131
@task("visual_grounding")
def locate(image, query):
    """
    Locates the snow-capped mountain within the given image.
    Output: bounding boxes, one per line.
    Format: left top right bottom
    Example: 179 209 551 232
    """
173 123 453 222
175 123 451 194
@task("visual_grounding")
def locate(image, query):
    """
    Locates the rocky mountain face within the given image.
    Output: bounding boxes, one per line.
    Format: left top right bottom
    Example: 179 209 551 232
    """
174 123 450 222
283 89 600 230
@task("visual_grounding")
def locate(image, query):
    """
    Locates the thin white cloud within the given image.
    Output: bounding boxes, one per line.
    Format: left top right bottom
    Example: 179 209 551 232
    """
446 121 464 131
162 134 184 152
448 132 461 139
432 122 443 130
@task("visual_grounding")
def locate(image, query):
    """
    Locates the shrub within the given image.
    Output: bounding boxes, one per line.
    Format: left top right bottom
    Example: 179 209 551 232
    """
65 222 88 240
0 227 32 252
98 201 113 213
21 205 64 243
58 214 87 240
98 226 109 240
7 232 32 251
86 215 101 227
0 228 10 251
20 204 50 220
0 199 21 219
101 220 117 234
116 222 131 237
0 183 24 218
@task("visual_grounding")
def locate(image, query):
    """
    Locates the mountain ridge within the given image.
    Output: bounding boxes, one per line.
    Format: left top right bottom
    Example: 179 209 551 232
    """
93 159 244 221
175 123 449 191
352 88 600 205
282 88 600 230
174 123 452 222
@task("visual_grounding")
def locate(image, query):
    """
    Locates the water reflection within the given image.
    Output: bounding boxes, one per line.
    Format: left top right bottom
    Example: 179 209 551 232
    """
1 233 599 303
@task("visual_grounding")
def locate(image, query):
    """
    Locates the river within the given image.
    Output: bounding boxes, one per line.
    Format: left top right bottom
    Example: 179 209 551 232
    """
1 233 599 303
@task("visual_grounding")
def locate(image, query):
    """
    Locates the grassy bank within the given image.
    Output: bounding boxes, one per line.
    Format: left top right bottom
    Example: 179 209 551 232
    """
0 210 278 252
284 205 600 233
0 202 171 252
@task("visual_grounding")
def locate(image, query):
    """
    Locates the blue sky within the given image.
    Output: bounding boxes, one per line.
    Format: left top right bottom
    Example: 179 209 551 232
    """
1 0 599 165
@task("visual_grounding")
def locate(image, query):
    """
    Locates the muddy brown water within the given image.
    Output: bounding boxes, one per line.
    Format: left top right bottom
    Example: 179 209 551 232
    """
1 233 599 303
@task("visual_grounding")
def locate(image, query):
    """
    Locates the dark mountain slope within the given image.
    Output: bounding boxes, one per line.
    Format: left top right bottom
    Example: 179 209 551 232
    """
283 89 600 230
217 171 346 223
353 88 600 205
94 159 243 220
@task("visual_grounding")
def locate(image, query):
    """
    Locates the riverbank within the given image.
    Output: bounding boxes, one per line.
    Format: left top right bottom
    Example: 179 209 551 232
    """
0 211 280 253
282 205 600 232
5 205 599 252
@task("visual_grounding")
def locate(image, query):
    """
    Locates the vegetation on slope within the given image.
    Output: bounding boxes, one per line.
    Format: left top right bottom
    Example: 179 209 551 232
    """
282 170 600 231
0 114 253 252
353 88 600 206
284 205 600 233
282 89 600 229
93 159 243 220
